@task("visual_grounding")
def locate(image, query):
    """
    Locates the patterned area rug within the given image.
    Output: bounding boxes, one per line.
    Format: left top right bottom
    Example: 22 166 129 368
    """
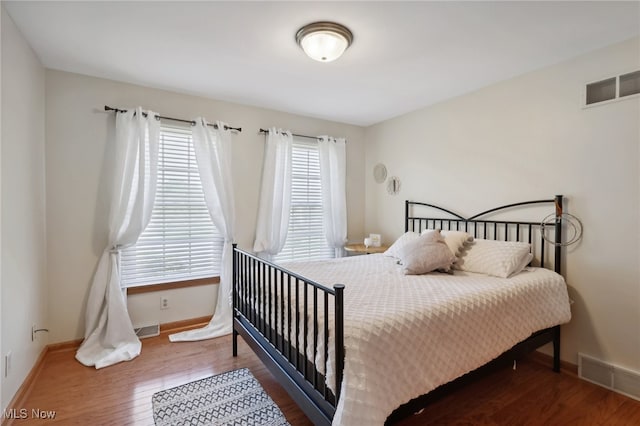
152 368 290 426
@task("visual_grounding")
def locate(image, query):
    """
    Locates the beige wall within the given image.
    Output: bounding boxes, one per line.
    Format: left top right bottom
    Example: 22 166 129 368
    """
1 8 47 410
45 70 366 343
364 37 640 370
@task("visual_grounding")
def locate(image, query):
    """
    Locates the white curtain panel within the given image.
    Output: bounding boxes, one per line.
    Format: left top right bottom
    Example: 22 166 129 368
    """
169 119 236 342
76 107 160 368
253 128 293 259
318 136 348 257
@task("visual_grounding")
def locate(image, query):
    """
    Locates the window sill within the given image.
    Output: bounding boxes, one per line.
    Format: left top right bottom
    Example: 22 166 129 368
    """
126 276 220 295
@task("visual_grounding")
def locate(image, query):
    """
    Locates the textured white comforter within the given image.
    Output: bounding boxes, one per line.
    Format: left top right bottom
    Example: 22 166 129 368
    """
282 253 572 426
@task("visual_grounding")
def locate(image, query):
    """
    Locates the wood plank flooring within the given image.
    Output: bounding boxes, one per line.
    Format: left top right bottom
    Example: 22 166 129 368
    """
5 332 640 425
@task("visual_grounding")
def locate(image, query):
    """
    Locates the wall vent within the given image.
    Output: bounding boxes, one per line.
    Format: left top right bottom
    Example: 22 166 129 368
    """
578 353 640 401
134 324 160 339
584 69 640 106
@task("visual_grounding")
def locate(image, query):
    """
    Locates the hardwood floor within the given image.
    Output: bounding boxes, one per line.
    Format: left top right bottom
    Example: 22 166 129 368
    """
6 332 640 425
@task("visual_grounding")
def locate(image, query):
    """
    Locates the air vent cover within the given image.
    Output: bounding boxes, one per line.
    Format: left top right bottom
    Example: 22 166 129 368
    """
579 353 640 401
585 69 640 106
134 324 160 339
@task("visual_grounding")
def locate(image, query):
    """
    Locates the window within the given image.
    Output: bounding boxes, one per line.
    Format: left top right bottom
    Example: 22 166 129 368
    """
120 124 223 288
274 138 334 263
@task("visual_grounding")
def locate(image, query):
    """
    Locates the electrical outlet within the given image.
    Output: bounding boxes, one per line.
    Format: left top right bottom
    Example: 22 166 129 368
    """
5 351 11 377
160 297 169 310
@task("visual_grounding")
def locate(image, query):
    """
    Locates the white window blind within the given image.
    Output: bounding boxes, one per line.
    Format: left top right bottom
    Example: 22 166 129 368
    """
274 138 334 263
120 124 223 288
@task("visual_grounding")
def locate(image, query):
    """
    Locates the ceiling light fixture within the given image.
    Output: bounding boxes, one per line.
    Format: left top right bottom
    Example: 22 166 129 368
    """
296 21 353 62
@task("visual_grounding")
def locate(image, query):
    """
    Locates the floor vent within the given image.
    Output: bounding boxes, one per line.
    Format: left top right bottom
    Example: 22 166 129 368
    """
579 353 640 401
134 324 160 339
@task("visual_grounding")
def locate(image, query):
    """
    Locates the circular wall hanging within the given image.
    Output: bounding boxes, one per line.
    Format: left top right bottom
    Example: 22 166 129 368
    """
540 212 583 246
386 176 401 195
373 163 387 184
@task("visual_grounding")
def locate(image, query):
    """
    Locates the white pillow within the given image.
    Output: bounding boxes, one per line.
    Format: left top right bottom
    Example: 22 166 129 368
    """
422 229 474 257
398 232 456 275
454 239 533 278
384 231 420 258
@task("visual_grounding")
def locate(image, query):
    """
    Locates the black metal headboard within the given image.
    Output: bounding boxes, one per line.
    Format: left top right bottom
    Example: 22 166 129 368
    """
405 195 563 275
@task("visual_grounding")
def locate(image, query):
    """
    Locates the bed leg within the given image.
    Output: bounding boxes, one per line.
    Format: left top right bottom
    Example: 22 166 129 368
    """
552 325 560 372
233 328 238 357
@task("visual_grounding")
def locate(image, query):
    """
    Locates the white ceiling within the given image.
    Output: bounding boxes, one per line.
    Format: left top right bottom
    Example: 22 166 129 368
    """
4 1 639 126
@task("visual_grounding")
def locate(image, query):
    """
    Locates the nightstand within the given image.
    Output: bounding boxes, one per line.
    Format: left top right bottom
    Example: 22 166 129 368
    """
344 244 389 255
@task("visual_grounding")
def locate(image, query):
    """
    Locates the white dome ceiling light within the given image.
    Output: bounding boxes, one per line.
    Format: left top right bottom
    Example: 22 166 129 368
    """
296 21 353 62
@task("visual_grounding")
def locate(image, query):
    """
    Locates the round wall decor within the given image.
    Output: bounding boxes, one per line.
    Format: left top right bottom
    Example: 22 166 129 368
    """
386 176 401 195
373 163 387 184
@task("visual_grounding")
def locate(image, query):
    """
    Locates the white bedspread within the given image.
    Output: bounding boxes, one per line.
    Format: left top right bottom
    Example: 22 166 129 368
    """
282 253 572 426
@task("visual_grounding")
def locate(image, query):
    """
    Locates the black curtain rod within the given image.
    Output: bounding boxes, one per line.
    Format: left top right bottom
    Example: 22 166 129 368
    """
104 106 242 132
259 128 344 142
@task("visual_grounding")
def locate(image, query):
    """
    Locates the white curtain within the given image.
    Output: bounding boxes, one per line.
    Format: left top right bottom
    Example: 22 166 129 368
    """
76 107 160 368
318 136 347 257
253 128 293 260
169 119 236 341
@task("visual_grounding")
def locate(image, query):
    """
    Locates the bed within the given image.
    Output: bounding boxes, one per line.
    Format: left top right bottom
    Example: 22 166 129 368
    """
232 196 572 425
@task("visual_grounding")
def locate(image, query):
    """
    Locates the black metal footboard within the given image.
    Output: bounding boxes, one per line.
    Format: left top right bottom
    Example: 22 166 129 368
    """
232 246 344 426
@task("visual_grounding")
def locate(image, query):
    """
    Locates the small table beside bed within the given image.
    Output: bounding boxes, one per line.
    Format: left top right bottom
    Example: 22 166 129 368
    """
232 195 572 426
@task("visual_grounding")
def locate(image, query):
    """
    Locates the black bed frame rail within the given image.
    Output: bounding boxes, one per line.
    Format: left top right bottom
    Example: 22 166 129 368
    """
405 195 563 273
232 246 343 426
385 325 561 424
